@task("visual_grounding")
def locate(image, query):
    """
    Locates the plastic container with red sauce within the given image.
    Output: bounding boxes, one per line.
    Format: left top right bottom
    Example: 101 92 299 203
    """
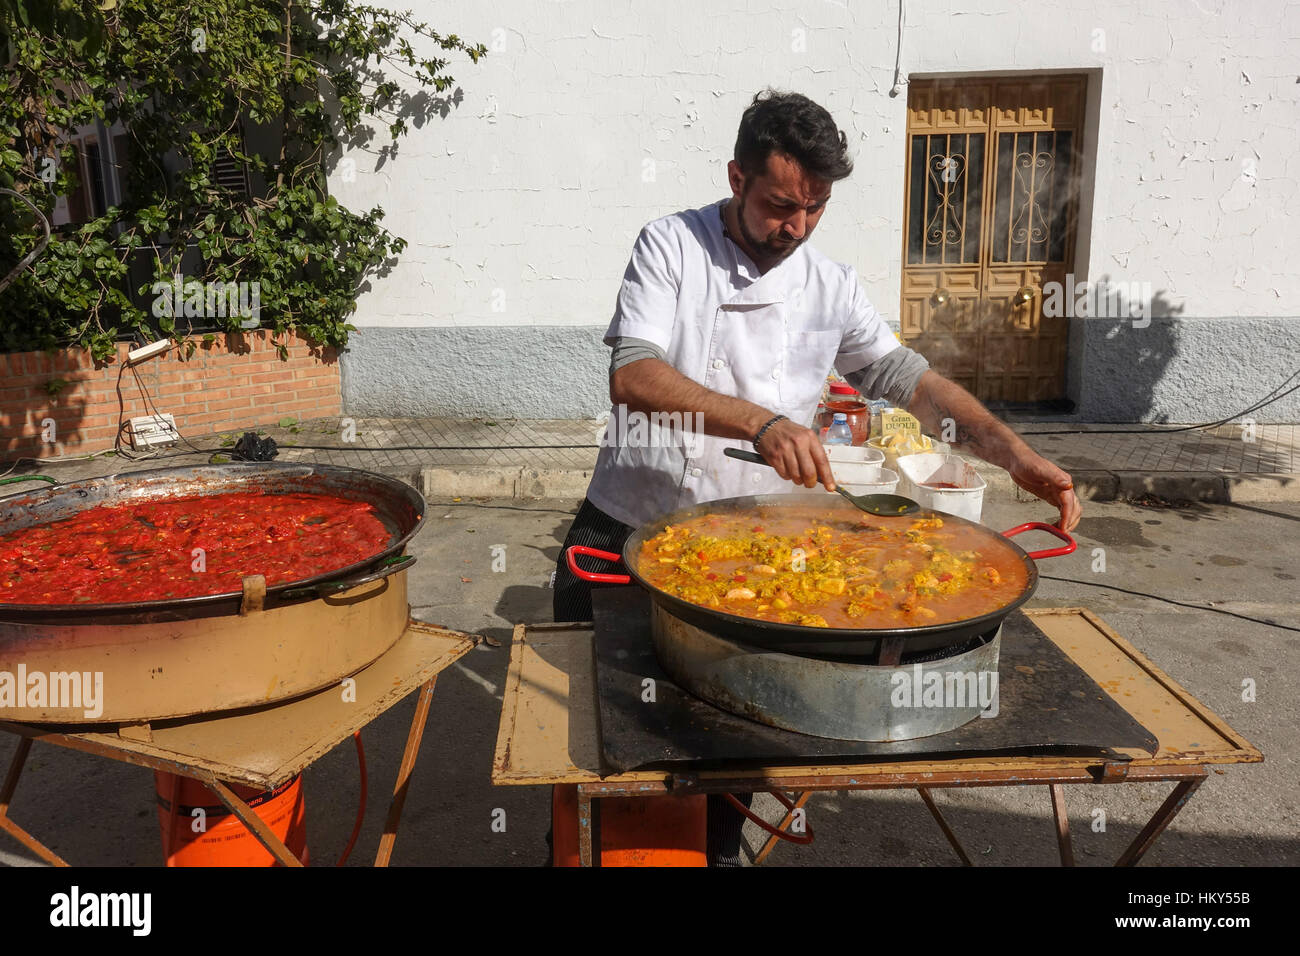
827 381 860 404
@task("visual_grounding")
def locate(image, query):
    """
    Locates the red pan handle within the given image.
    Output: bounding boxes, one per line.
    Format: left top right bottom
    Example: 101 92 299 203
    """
565 545 632 584
1001 522 1077 560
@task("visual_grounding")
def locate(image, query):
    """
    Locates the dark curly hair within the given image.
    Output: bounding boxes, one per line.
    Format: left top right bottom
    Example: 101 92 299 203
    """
734 90 853 183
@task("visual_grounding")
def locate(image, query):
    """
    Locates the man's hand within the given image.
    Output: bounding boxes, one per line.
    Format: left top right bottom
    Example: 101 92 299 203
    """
611 358 833 492
1006 450 1081 532
909 370 1082 532
756 418 837 491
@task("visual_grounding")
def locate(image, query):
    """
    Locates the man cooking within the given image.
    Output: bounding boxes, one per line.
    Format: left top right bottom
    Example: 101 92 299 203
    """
552 89 1081 864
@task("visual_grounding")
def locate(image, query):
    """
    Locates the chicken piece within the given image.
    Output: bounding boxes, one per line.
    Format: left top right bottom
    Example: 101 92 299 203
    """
817 577 846 595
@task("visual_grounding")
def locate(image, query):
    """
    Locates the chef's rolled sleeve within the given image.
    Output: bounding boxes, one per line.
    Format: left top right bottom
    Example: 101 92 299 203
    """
844 346 930 408
603 222 681 352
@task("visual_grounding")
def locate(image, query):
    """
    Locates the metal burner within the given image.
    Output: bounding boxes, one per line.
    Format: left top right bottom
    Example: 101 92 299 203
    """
650 602 1000 742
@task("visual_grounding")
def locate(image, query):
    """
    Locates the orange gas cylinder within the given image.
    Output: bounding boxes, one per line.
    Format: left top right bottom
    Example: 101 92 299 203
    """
552 784 707 867
155 772 309 867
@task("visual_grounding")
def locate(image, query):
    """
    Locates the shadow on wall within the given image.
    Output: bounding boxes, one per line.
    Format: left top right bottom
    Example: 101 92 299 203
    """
900 280 1182 417
311 18 475 289
1069 282 1183 423
0 366 93 466
316 24 470 176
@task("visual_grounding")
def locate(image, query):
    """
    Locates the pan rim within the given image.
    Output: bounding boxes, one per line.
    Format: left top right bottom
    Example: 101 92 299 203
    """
619 492 1040 645
0 461 424 616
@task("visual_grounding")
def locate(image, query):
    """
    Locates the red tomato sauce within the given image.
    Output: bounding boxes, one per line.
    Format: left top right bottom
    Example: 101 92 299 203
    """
0 491 392 604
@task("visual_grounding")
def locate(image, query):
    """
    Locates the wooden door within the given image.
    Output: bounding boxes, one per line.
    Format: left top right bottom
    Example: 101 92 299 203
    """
900 76 1087 402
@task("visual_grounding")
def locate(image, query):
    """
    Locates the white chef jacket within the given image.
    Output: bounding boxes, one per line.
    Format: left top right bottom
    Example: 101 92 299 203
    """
586 198 901 528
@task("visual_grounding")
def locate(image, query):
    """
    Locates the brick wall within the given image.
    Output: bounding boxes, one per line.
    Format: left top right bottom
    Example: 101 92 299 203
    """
0 331 340 459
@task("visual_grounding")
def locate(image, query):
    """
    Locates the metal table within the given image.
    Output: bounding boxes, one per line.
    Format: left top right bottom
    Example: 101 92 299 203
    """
0 618 475 867
492 608 1262 866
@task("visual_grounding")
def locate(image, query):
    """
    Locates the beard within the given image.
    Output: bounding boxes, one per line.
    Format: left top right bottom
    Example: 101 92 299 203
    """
736 189 807 261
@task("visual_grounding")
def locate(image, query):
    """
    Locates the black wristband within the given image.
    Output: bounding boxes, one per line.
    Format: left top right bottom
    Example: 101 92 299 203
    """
752 414 788 451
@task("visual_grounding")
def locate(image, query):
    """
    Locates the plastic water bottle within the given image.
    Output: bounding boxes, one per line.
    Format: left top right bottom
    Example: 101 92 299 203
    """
824 412 853 446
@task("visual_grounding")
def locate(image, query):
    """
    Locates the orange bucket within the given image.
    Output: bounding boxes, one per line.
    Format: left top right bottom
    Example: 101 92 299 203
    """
552 785 706 867
155 772 309 867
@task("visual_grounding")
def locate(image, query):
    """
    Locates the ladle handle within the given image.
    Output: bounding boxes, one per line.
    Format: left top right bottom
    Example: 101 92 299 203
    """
723 447 769 467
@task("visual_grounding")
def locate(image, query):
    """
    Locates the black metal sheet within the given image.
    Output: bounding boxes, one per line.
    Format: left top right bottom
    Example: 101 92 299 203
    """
593 587 1158 774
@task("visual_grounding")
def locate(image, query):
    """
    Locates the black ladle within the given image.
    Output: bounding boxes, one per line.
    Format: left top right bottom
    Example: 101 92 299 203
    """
723 447 920 516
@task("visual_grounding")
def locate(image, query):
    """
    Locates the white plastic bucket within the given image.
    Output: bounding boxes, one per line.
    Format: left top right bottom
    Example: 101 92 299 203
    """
896 453 986 522
838 465 899 497
825 444 885 486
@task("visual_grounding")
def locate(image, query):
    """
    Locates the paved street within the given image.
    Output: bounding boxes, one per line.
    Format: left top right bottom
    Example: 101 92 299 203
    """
2 488 1296 867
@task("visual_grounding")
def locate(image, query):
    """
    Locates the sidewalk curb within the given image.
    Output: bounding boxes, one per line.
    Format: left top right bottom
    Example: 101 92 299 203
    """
420 463 1300 503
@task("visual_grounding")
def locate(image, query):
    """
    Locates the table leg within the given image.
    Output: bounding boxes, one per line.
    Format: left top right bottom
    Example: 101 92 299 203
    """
753 791 812 866
1115 774 1206 867
200 774 303 867
1049 784 1074 866
916 787 973 866
375 676 438 867
577 788 598 867
0 737 68 867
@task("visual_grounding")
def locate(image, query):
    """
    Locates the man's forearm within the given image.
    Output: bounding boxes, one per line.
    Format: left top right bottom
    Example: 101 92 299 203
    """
908 370 1031 471
610 358 774 441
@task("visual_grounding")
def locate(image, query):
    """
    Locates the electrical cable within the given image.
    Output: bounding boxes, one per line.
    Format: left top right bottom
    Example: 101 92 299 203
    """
888 0 907 97
4 440 601 468
335 731 368 867
129 361 201 454
112 359 166 462
15 359 1294 467
272 442 600 452
1020 368 1300 436
1039 574 1300 633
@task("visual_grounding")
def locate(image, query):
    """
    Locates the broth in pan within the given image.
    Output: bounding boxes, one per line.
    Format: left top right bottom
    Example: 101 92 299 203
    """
636 505 1027 629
